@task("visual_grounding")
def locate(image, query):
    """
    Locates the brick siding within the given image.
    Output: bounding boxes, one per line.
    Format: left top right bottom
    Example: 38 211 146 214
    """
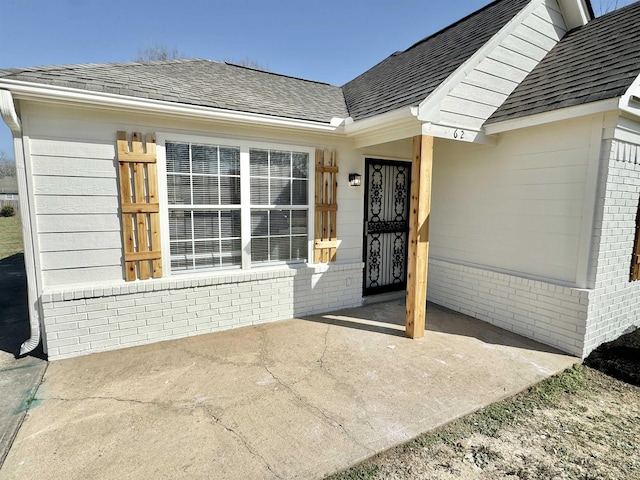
583 139 640 355
42 263 363 360
427 258 590 357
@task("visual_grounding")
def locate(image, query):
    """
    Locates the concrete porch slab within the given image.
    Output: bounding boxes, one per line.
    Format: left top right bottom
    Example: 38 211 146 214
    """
0 300 577 479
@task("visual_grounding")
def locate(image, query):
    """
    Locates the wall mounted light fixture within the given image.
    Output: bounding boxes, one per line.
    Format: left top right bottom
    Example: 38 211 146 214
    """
348 173 362 187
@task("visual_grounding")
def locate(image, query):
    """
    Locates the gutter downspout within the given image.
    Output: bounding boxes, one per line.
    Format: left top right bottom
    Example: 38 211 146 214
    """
0 89 42 355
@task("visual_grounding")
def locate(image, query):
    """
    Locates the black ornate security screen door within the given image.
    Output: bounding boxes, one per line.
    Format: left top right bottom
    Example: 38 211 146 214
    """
363 159 411 295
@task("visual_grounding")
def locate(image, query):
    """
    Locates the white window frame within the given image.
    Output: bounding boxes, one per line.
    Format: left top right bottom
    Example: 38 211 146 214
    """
157 132 315 276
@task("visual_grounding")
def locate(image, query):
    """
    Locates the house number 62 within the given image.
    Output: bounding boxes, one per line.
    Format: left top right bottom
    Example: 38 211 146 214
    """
453 129 465 139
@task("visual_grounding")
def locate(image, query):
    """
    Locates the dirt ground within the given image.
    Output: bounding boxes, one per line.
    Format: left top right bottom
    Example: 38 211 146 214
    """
329 330 640 480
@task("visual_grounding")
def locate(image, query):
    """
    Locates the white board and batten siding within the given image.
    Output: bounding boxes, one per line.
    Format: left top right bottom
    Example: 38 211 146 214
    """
430 115 595 284
435 0 568 132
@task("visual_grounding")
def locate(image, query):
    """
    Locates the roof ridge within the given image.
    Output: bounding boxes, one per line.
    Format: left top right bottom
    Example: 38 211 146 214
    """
1 58 214 75
341 0 524 89
404 0 516 52
487 0 640 124
223 62 335 87
587 0 639 22
549 1 640 45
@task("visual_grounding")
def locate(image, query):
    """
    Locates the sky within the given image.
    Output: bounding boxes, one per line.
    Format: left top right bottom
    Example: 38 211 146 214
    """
0 0 632 157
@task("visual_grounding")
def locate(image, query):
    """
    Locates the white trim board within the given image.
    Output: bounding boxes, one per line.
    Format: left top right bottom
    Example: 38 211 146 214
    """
484 98 620 134
155 131 316 277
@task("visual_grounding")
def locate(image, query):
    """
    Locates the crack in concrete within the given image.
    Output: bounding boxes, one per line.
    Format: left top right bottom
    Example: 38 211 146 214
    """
318 324 331 370
42 393 284 479
42 394 283 478
202 406 284 480
286 325 375 437
259 330 375 456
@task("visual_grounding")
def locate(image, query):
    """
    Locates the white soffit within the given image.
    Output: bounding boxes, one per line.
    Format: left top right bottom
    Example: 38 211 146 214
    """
620 72 640 120
557 0 591 29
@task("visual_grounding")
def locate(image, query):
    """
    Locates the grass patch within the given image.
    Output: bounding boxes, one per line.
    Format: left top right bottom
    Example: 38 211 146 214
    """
442 365 586 440
328 365 590 480
0 215 23 260
332 464 380 480
328 336 640 480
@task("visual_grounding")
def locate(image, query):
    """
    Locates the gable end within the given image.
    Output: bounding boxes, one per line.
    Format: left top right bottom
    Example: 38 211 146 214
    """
419 0 571 139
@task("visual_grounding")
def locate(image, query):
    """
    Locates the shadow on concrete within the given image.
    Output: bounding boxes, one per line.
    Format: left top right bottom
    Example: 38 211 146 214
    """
305 296 565 356
0 253 45 359
304 294 407 338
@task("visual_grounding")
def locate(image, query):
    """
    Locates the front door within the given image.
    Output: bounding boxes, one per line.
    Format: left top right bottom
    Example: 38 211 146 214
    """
363 159 411 295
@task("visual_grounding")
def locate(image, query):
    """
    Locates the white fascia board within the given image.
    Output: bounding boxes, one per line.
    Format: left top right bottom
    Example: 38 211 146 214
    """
0 79 342 134
422 123 497 145
484 98 620 134
343 106 419 134
603 114 640 145
416 0 545 123
619 72 640 120
557 0 591 29
345 107 422 149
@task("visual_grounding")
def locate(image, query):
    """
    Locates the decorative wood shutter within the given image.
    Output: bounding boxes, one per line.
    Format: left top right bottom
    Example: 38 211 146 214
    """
116 131 162 281
314 149 338 263
631 199 640 281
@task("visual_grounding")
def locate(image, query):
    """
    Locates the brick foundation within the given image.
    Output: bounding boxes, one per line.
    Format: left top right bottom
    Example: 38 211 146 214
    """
42 262 363 360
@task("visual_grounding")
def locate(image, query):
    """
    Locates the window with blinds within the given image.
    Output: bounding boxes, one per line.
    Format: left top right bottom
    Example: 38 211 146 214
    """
250 149 309 264
166 142 241 271
165 140 310 273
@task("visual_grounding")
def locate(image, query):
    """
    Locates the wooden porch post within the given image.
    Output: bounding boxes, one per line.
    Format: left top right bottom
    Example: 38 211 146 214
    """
406 135 433 339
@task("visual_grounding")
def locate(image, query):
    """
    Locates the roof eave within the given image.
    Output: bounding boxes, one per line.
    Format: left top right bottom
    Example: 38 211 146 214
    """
344 107 422 148
557 0 592 29
417 0 548 124
0 79 344 134
619 72 640 121
484 98 620 135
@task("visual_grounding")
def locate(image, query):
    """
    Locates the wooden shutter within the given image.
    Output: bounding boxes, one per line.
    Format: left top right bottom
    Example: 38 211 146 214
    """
314 149 338 263
631 199 640 281
116 131 162 281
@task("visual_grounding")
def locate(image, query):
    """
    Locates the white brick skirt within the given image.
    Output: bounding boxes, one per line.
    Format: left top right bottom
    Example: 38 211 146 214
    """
427 258 590 357
41 263 364 360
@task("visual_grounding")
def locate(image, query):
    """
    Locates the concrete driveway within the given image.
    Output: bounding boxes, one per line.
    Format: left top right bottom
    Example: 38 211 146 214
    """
0 297 577 479
0 253 46 469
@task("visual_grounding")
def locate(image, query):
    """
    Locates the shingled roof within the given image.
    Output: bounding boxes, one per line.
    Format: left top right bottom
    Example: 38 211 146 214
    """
488 1 640 124
2 0 632 129
341 0 531 121
0 59 349 123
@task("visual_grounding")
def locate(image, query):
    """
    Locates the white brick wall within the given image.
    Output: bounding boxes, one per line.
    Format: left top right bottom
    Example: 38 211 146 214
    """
427 258 590 356
583 138 640 355
41 263 363 360
425 130 640 359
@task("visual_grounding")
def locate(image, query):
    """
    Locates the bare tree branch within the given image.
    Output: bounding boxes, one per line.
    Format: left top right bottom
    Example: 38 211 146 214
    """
135 45 185 62
594 0 620 16
0 150 16 178
224 57 271 72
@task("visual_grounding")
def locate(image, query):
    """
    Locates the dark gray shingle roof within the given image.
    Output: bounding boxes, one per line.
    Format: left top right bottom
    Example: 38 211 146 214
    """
488 2 640 124
341 0 531 121
0 59 349 123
